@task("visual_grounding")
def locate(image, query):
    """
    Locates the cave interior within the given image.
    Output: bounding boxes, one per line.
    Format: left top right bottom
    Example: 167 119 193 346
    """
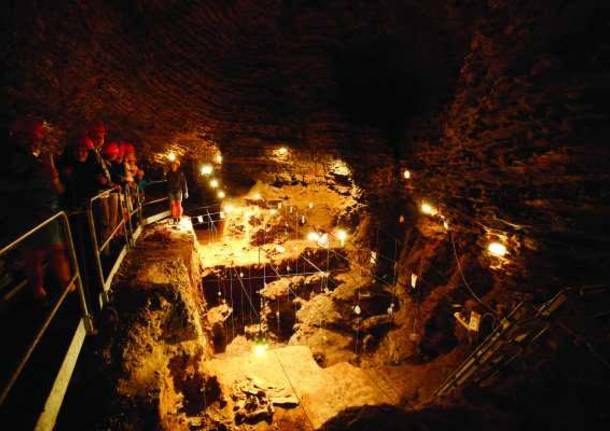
1 1 610 430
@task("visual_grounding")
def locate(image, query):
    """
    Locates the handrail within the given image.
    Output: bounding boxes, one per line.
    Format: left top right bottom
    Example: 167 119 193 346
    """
0 211 93 408
1 212 70 256
87 188 132 302
0 178 172 427
433 302 525 398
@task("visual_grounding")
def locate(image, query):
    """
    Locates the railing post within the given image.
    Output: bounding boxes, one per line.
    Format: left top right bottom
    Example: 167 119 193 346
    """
123 187 135 247
119 190 133 248
87 194 108 307
60 213 95 334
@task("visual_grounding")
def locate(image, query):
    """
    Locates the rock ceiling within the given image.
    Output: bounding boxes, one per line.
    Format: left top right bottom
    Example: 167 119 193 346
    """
2 0 461 154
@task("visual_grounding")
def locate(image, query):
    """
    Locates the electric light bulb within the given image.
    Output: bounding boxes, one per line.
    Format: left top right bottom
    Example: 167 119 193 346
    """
200 164 213 175
278 147 288 155
254 193 262 200
224 204 234 214
487 242 508 257
403 169 411 179
217 190 226 199
308 202 314 209
420 201 438 216
336 229 348 245
253 342 269 358
167 152 176 162
307 232 320 242
209 178 219 188
197 216 203 223
215 154 223 164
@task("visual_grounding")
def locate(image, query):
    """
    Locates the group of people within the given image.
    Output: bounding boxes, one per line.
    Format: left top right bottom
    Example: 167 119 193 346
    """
2 117 145 301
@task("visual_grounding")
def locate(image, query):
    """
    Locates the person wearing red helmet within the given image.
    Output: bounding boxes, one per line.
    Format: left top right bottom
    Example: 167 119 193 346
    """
1 116 70 301
102 141 127 232
86 121 117 240
87 121 112 188
60 135 100 209
104 142 126 184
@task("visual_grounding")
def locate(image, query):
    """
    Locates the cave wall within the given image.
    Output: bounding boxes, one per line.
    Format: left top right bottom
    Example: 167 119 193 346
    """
357 0 610 305
409 0 610 289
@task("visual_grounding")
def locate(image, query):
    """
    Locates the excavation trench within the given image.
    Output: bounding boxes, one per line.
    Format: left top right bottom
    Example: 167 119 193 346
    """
201 246 350 352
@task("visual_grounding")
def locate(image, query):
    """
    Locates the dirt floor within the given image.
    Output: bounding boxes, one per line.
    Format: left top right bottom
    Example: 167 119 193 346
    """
188 180 461 429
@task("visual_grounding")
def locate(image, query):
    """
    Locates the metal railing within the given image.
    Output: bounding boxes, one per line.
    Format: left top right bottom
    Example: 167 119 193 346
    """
87 189 132 307
0 178 171 429
0 211 94 425
139 180 170 224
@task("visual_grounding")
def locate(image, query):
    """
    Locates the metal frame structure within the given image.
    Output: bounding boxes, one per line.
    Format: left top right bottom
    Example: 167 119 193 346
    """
0 212 94 429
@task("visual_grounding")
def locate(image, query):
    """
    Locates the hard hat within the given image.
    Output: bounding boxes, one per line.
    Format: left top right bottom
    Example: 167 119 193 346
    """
78 135 95 150
121 142 136 155
103 142 120 158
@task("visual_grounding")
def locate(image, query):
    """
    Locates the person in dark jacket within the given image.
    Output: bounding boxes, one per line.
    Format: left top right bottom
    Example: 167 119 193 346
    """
166 160 188 223
59 136 100 210
1 118 70 300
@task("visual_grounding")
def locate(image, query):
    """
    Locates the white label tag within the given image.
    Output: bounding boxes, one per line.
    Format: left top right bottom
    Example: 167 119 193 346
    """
469 311 481 332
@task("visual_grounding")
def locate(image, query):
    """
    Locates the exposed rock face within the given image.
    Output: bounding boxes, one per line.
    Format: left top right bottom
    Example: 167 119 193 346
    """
60 221 216 430
407 1 610 293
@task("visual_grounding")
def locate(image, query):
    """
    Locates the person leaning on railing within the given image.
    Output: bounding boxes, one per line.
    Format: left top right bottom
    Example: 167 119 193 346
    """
58 135 101 210
102 141 125 232
1 117 71 301
86 121 117 240
121 142 145 210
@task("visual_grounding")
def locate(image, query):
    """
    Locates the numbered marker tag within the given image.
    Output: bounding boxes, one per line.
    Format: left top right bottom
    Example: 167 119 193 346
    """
469 311 481 332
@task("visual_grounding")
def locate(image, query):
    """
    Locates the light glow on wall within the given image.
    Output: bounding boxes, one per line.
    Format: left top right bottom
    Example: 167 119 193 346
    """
487 242 508 257
200 164 213 175
420 201 438 216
